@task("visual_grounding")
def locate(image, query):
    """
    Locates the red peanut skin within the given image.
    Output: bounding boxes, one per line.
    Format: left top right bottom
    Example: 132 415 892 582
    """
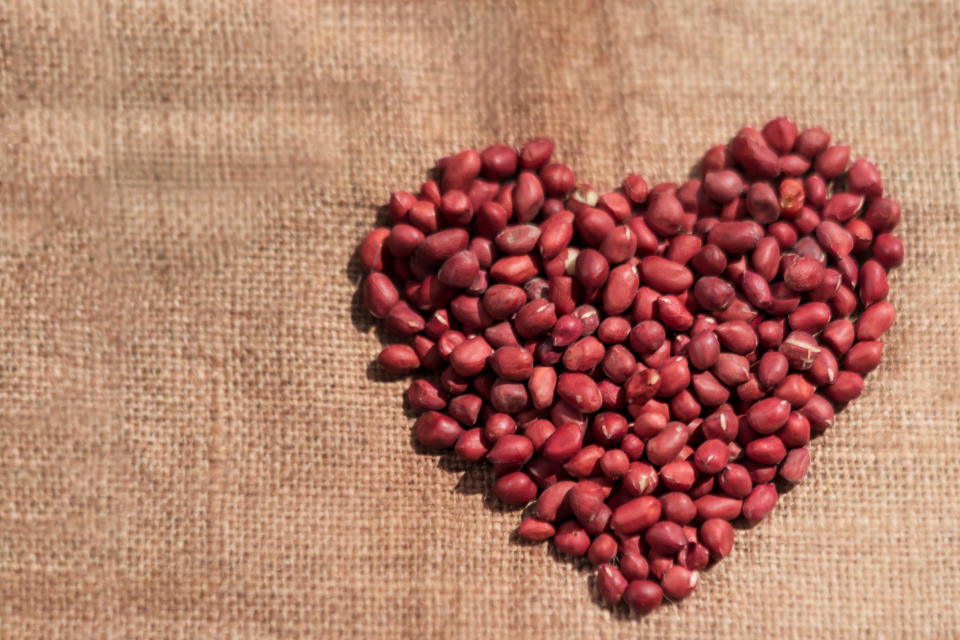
377 345 420 374
824 371 864 403
514 172 545 223
780 448 812 484
873 233 904 268
363 273 399 318
695 494 743 521
746 181 780 224
619 552 650 582
415 412 463 449
517 517 555 542
645 521 688 555
746 398 791 434
844 341 884 375
611 496 662 536
490 254 539 285
746 435 787 465
784 256 825 292
859 260 890 307
716 320 758 354
848 158 883 197
449 336 493 377
703 169 743 203
623 462 659 496
542 422 584 462
407 379 448 412
447 392 482 425
480 144 518 180
796 127 831 158
865 198 901 232
700 145 734 175
623 579 663 612
645 190 683 237
713 352 750 386
520 138 554 170
493 471 537 504
534 481 576 522
657 356 691 398
541 163 575 197
601 345 637 384
622 174 649 203
777 411 811 448
762 116 798 154
563 336 606 372
856 301 895 340
514 300 557 338
360 227 392 272
660 492 697 524
528 366 557 410
490 346 534 380
694 439 730 474
660 460 696 492
417 228 470 267
597 564 628 604
661 565 699 600
487 434 534 467
564 446 605 479
524 421 556 453
495 224 540 255
708 221 761 254
700 519 735 558
554 520 591 556
604 263 640 315
742 483 779 523
442 149 481 192
731 127 779 179
454 428 491 462
694 276 735 312
815 145 850 179
599 449 630 480
688 331 721 369
576 208 616 246
557 373 603 413
645 424 688 466
640 256 693 294
568 480 606 525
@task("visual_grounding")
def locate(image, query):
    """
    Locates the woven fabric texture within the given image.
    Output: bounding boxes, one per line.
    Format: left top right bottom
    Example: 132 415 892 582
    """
1 1 958 638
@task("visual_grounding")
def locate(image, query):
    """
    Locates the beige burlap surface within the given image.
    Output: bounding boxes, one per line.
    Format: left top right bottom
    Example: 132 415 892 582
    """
1 1 959 638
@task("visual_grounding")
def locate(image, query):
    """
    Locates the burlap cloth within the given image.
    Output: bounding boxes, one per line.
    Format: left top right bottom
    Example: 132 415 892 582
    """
2 1 958 638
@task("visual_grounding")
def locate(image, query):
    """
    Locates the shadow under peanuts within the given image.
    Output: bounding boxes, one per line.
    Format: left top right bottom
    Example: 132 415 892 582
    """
351 284 376 333
362 320 411 383
729 477 808 536
406 431 525 512
414 439 530 514
365 358 393 383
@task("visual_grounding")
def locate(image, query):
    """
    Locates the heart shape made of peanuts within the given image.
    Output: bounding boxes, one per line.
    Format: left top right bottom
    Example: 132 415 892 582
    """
357 118 903 613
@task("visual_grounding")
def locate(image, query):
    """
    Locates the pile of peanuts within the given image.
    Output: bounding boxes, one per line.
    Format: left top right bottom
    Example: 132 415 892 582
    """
358 117 902 612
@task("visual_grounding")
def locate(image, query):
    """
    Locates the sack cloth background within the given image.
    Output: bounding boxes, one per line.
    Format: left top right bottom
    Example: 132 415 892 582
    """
2 1 959 638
